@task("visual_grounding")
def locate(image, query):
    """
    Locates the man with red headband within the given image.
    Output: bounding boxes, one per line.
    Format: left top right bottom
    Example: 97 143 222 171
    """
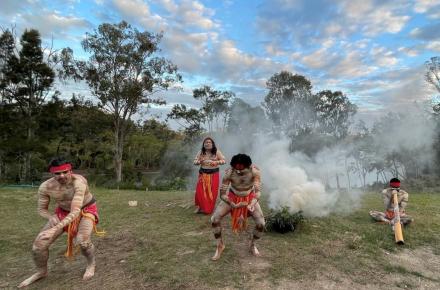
210 153 265 261
369 177 413 225
19 157 102 288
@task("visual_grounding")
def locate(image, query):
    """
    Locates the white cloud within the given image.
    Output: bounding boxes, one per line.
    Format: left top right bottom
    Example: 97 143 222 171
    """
19 12 90 39
329 51 376 78
264 43 286 57
300 48 337 69
414 0 440 18
410 23 440 40
113 0 165 31
398 46 419 57
206 39 289 86
341 0 410 36
161 28 212 72
425 41 440 52
324 23 343 35
157 0 218 30
370 46 398 67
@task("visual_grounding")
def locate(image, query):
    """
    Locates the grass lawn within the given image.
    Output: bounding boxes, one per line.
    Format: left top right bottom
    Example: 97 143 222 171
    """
0 187 439 289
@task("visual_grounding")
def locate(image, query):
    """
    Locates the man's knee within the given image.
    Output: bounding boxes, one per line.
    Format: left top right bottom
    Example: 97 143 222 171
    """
252 221 265 240
255 215 265 229
402 217 413 225
255 223 265 232
76 233 92 248
79 239 93 251
32 239 49 253
211 217 222 239
211 215 221 227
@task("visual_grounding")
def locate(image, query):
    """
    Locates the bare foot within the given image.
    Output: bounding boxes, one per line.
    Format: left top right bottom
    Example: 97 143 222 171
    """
18 271 47 288
211 242 225 261
82 263 95 280
250 244 260 257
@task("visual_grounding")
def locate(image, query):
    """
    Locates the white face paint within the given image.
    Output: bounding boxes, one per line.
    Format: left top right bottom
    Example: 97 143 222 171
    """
54 170 72 184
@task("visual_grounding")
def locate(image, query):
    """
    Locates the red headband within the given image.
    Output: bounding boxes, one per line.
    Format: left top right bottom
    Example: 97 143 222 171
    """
390 181 400 188
50 163 72 173
233 164 246 170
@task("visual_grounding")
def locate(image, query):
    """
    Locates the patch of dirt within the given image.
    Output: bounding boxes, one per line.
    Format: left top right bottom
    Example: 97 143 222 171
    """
81 230 143 289
224 229 272 289
13 230 146 290
387 247 440 281
182 231 205 237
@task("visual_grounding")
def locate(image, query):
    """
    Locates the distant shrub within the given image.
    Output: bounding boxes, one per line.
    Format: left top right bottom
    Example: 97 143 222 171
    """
265 207 303 234
150 177 186 191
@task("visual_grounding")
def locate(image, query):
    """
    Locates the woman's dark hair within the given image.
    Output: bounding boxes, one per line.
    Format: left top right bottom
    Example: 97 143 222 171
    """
201 137 217 155
390 177 400 183
230 153 252 168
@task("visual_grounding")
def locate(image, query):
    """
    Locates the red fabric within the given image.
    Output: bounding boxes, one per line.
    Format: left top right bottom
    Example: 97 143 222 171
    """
385 210 395 220
390 181 400 188
228 191 256 233
194 171 219 214
55 203 99 232
50 163 72 173
227 191 256 203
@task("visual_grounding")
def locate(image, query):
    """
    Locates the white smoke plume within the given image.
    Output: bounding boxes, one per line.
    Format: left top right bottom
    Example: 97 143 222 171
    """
185 99 437 218
188 131 363 217
252 136 363 217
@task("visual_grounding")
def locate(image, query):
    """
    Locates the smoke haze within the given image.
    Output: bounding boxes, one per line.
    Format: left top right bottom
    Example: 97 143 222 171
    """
186 100 437 217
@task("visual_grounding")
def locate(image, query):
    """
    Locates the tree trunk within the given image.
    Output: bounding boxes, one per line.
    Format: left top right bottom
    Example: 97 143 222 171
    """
344 157 351 190
114 121 126 185
335 174 340 190
114 133 123 184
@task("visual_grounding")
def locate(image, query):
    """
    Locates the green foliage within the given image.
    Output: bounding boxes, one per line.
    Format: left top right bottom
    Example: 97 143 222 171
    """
263 71 314 135
0 28 57 181
265 207 304 233
167 104 205 140
262 71 357 154
151 176 186 191
167 85 234 139
66 21 182 182
227 98 269 136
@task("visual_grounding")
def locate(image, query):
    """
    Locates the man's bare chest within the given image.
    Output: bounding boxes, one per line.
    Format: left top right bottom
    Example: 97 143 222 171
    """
230 173 253 187
46 185 75 202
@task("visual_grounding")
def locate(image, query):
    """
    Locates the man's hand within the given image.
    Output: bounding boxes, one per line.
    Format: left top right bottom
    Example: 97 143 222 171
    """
37 227 58 242
229 201 248 208
247 199 258 212
236 201 249 208
48 214 60 226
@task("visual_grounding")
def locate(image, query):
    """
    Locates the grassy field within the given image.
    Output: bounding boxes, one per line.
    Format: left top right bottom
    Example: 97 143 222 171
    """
0 187 439 289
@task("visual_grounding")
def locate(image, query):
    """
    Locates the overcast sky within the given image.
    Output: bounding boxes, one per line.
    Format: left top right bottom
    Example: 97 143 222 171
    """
1 0 440 126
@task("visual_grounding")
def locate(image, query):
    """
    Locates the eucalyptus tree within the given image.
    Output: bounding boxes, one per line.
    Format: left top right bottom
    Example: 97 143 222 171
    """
66 21 181 182
315 90 357 139
192 85 233 132
425 56 440 94
168 85 234 139
167 104 205 141
425 56 440 173
263 71 316 137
